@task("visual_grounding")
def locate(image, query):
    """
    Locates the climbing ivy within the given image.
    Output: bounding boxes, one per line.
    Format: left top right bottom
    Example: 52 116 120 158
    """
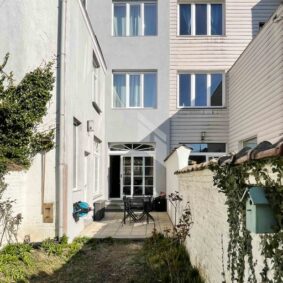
210 157 283 283
0 53 55 245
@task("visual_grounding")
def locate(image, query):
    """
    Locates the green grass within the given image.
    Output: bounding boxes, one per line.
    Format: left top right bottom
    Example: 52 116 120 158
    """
0 235 205 283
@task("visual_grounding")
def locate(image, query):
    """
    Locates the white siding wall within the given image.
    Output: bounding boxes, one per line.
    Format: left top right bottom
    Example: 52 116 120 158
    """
169 0 281 149
228 5 283 151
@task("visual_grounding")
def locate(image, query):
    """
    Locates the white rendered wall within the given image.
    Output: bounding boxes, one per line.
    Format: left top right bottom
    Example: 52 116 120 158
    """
167 168 281 283
0 0 58 242
63 0 106 241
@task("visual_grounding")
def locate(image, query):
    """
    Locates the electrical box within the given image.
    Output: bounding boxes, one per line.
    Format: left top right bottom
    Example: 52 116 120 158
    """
246 187 277 233
43 203 54 223
87 120 94 132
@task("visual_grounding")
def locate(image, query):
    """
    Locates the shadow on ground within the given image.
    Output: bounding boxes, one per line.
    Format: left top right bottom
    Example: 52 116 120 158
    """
28 239 145 283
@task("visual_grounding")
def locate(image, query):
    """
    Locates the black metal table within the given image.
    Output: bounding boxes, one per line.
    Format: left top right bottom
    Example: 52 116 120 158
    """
123 196 155 224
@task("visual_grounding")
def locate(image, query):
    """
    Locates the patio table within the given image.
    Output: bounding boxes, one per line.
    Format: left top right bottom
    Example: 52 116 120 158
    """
123 196 155 224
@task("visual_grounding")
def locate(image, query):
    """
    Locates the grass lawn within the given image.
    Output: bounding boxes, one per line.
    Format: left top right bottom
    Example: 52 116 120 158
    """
0 234 204 283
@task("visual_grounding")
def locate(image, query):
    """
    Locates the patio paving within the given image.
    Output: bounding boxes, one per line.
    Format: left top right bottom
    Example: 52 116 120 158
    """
80 212 173 239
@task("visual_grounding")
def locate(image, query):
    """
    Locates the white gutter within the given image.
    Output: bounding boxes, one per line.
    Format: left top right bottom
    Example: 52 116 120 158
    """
56 0 67 238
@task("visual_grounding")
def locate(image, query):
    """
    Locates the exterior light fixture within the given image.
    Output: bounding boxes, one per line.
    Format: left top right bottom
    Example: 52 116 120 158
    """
201 131 206 141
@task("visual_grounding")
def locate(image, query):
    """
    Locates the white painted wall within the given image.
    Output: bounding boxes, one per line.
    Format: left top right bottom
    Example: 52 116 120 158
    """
62 0 106 241
167 167 281 283
228 5 283 151
0 0 58 242
0 0 106 242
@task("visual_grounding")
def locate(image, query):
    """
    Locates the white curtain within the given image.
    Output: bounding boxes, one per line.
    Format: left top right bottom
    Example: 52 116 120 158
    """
114 5 126 36
130 5 141 36
130 75 141 107
114 74 126 107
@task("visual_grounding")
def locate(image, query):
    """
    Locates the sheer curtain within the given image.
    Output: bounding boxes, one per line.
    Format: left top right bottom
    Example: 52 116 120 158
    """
114 5 126 36
130 75 141 107
211 4 223 35
180 4 191 35
114 74 126 107
130 5 141 36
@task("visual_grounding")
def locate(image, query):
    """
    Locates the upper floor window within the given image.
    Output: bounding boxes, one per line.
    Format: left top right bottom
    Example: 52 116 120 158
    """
113 2 157 36
179 3 223 36
178 72 224 108
113 72 157 108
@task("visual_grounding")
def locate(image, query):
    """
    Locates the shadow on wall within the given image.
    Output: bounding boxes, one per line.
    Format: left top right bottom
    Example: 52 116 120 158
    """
251 0 280 38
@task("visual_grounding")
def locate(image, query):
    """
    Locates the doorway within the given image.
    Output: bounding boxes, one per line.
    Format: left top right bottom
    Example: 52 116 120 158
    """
109 155 121 198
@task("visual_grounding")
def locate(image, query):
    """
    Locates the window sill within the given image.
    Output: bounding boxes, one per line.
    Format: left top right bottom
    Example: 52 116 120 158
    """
112 35 158 38
177 106 226 109
92 101 102 114
111 107 157 110
176 35 226 39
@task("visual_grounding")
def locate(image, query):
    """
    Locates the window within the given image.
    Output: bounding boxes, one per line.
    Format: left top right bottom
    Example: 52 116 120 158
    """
73 118 82 190
93 138 101 195
113 72 157 108
242 137 257 149
109 143 155 152
113 2 157 36
92 51 102 113
84 152 90 200
178 73 224 108
122 156 154 196
179 3 223 36
184 143 226 164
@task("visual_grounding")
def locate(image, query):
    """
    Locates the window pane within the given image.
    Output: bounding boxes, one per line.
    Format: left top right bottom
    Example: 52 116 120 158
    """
180 4 191 35
114 4 126 36
196 4 207 35
144 73 157 108
130 75 141 107
144 4 157 35
186 143 226 153
195 74 207 106
211 74 223 106
130 5 141 36
113 74 126 107
134 187 143 195
179 74 191 107
145 157 153 166
243 138 257 149
145 187 153 196
211 4 223 35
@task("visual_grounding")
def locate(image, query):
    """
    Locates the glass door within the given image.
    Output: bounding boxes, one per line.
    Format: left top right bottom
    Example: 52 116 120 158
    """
121 156 154 197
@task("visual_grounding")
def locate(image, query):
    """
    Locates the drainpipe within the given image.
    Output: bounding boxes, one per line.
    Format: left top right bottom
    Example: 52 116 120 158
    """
56 0 67 238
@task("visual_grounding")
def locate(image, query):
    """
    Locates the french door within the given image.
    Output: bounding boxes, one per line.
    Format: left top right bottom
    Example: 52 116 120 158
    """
121 156 154 197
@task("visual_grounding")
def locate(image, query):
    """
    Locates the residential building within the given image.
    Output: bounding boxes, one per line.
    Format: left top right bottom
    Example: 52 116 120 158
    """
0 0 106 241
87 0 170 201
228 4 283 152
170 0 281 163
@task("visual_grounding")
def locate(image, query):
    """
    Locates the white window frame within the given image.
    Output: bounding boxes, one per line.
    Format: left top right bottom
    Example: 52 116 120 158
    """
186 142 227 163
177 2 225 36
177 72 225 108
241 136 258 149
84 151 90 201
112 1 157 37
112 71 157 109
93 139 101 196
73 118 82 191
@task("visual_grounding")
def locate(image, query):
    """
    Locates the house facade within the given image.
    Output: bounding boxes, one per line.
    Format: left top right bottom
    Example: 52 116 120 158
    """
228 4 283 152
0 0 106 242
87 0 170 201
169 0 281 163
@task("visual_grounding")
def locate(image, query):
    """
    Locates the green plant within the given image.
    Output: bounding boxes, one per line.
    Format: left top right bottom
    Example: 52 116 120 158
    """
142 231 204 283
0 53 55 246
210 157 283 283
